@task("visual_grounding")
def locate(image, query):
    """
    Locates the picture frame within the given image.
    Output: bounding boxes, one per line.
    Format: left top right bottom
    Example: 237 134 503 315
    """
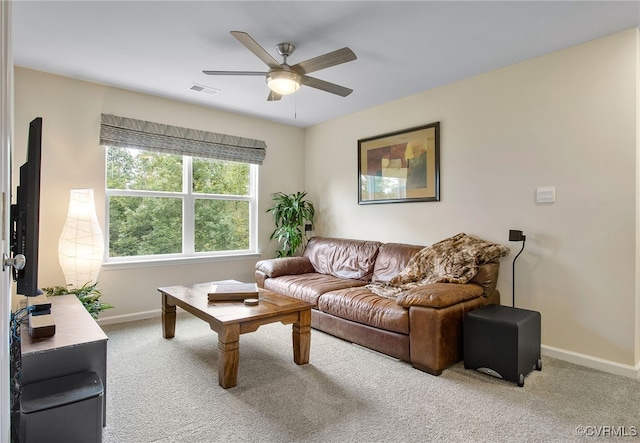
358 122 440 204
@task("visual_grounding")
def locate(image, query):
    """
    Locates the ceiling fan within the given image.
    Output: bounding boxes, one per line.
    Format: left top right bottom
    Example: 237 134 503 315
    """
203 31 357 101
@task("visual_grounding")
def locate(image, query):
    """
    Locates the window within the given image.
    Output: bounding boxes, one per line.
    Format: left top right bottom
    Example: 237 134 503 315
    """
106 146 257 261
99 114 266 263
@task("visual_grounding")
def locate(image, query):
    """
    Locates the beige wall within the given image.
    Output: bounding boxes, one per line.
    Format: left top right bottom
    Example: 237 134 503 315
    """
13 67 305 319
305 29 639 369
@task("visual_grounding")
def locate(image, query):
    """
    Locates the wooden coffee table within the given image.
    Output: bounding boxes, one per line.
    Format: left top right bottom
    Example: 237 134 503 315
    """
157 281 313 388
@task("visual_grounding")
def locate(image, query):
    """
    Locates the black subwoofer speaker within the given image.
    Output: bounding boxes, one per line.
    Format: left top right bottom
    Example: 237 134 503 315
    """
464 304 542 387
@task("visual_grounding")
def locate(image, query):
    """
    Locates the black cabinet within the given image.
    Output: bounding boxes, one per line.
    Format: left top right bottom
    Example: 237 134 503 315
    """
19 294 108 440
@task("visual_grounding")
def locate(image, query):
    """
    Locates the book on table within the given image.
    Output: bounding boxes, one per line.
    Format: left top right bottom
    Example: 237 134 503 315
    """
208 282 259 301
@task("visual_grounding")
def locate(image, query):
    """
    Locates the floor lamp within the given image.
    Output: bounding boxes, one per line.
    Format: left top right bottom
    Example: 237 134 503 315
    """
58 189 105 288
508 229 526 308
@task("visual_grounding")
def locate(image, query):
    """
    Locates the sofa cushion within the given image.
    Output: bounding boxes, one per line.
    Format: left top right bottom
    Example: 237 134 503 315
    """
256 257 315 278
317 287 409 334
396 283 484 308
371 243 423 283
469 262 500 295
303 237 382 281
264 273 368 307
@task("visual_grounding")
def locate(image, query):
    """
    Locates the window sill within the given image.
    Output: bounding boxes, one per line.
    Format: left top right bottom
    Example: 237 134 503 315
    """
102 252 262 271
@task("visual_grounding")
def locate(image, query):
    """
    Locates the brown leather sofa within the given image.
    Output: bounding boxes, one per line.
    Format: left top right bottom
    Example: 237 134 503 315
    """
255 236 502 375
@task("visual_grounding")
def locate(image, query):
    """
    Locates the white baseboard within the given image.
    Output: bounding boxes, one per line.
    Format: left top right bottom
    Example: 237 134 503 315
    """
97 307 192 326
542 344 640 380
97 309 161 325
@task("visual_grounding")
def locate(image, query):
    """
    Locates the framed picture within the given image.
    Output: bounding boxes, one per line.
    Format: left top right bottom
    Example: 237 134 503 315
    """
358 122 440 204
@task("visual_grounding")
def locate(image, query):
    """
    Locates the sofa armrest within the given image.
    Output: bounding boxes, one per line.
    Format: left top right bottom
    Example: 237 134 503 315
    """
396 283 484 309
255 270 267 288
409 296 489 375
255 256 315 279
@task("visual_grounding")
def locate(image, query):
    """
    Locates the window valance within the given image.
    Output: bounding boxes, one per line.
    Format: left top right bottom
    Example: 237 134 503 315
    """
99 114 267 165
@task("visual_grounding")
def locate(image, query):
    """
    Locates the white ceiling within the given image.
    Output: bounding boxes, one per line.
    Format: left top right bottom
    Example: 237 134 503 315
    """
11 1 640 128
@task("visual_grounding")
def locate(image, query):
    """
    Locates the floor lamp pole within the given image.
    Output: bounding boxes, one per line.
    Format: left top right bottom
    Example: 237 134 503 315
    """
509 230 526 308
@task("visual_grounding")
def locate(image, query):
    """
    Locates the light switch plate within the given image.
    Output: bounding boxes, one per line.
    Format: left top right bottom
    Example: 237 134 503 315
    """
536 186 556 203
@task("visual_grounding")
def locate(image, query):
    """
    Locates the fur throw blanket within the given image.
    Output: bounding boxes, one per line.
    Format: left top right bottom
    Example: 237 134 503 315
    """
367 233 510 298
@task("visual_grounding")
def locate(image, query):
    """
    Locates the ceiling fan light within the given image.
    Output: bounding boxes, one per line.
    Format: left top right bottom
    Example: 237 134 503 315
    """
266 70 301 95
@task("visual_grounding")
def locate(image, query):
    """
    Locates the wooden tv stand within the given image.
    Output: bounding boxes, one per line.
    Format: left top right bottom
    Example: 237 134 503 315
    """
20 294 108 426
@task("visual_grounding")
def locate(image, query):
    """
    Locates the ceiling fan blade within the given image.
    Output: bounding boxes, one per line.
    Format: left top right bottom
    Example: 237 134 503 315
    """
230 31 281 69
267 90 282 101
203 70 267 76
301 75 353 97
291 47 357 75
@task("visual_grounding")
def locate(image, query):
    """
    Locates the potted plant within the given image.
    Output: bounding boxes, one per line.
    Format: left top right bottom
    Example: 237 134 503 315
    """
42 282 114 319
267 191 315 257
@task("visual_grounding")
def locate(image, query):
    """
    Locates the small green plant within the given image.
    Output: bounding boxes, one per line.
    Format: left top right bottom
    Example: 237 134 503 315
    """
42 282 114 319
267 191 315 257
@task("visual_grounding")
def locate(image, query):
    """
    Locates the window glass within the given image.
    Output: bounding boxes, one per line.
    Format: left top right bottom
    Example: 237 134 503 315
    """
194 199 249 252
107 147 182 192
106 146 255 261
192 157 249 195
108 196 182 257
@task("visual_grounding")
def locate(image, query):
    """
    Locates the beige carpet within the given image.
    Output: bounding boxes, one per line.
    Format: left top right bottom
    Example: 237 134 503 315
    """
101 315 640 442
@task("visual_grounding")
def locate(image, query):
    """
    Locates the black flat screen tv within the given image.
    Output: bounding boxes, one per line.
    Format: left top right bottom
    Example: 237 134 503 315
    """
10 117 42 297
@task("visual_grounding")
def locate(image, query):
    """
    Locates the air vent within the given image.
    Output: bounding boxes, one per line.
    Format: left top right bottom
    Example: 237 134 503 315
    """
189 83 220 95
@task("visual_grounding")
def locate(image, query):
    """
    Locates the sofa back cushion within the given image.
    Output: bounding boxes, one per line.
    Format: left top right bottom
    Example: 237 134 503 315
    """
303 237 381 281
371 242 423 283
469 262 500 295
